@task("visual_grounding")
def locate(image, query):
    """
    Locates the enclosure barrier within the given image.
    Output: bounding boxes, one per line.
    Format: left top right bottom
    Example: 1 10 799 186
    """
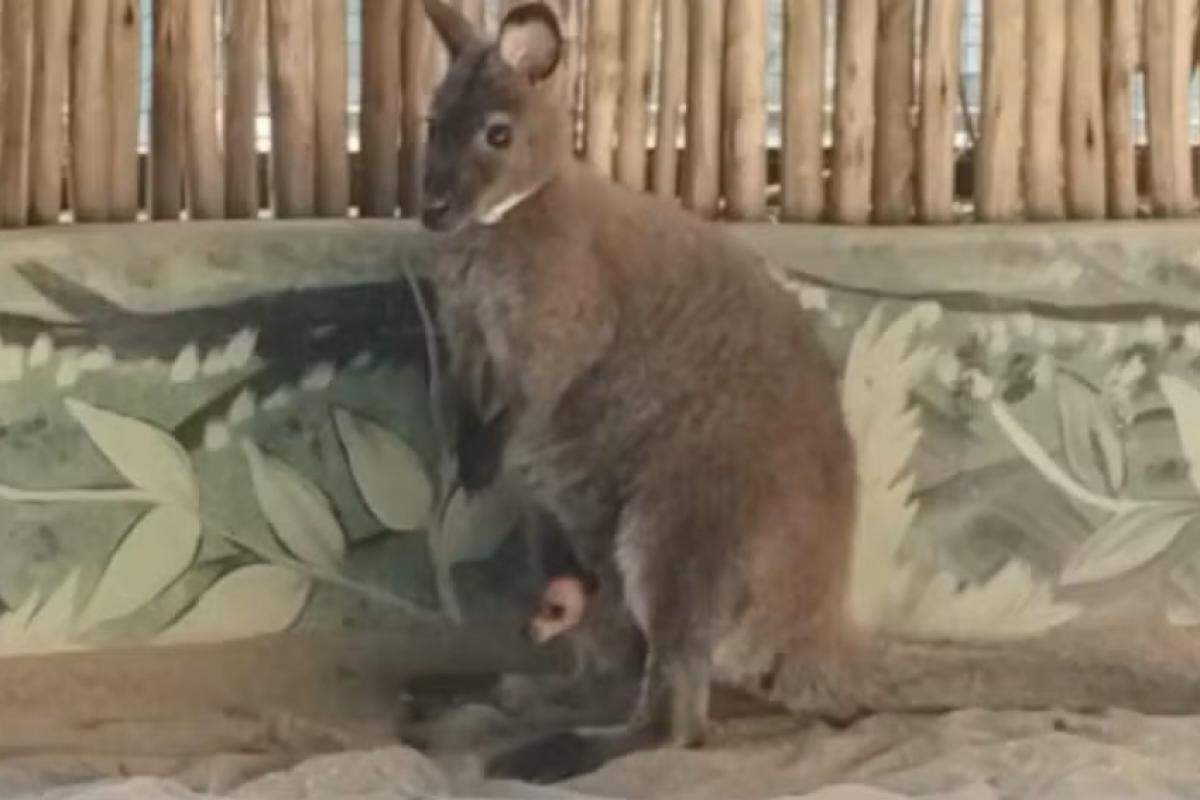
0 0 1194 227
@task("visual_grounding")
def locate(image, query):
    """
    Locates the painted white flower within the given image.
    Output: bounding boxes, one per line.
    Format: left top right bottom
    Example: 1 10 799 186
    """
988 319 1011 357
965 369 995 401
1095 323 1121 358
204 420 231 451
1140 316 1168 347
1185 323 1200 352
913 301 943 329
79 347 115 372
1033 354 1056 389
225 328 259 371
934 352 962 388
228 389 256 426
798 285 829 311
27 334 54 368
1013 312 1036 338
170 343 201 383
55 353 80 388
1035 323 1059 348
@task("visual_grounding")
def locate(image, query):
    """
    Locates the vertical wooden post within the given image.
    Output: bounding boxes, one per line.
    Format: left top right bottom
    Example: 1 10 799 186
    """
781 0 825 221
975 0 1024 222
72 0 112 222
616 0 654 190
0 0 34 226
584 0 622 177
361 0 401 217
1144 0 1196 216
872 0 916 223
916 0 961 223
29 0 72 225
315 0 349 217
653 0 686 198
682 0 724 217
559 0 584 149
1104 0 1138 218
267 0 316 217
831 0 878 224
152 0 188 220
401 0 431 216
225 0 265 218
1023 0 1065 220
1064 0 1107 219
185 0 225 219
109 0 142 222
722 0 767 219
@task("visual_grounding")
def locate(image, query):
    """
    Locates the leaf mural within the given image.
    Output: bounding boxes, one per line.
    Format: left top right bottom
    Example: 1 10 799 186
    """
1055 371 1126 498
1159 374 1200 493
0 570 85 656
64 398 200 510
434 477 524 567
155 565 311 647
77 506 202 631
242 441 346 570
334 408 434 531
1060 502 1200 586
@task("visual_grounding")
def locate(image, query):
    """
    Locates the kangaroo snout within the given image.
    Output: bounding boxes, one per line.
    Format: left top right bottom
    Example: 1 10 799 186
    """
422 197 453 230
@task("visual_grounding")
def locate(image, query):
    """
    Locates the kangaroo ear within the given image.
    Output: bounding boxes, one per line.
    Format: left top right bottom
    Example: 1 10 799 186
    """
498 3 562 83
423 0 479 58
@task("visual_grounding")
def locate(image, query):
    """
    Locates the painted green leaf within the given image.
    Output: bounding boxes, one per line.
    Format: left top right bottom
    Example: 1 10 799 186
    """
155 565 311 647
77 505 202 631
1061 502 1200 586
1055 371 1125 497
1159 374 1200 494
65 398 200 510
334 408 433 532
434 477 523 567
242 441 346 570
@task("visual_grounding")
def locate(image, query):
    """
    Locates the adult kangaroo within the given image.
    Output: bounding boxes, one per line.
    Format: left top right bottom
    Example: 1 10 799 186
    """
417 0 1200 784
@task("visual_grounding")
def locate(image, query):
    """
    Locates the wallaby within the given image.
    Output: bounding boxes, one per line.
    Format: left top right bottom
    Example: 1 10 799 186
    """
418 0 1200 783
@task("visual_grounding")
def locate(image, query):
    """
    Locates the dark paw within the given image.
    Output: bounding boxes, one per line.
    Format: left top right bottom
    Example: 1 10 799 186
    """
485 731 604 784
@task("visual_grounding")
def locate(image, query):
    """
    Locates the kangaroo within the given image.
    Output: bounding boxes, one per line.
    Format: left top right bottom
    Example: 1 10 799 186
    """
418 0 1200 784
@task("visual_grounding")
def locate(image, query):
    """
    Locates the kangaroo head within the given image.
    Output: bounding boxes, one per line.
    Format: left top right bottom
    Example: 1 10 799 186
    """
421 1 570 232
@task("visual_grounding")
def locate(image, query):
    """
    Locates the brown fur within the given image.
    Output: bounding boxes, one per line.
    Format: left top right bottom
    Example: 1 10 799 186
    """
417 0 1200 784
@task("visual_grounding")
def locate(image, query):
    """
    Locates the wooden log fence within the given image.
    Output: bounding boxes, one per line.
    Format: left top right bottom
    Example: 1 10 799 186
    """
0 0 1199 227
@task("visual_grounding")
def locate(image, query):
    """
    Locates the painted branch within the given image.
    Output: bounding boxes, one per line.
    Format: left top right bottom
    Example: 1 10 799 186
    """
1144 0 1196 216
1022 0 1065 220
584 0 622 177
314 0 350 217
185 0 225 219
225 0 266 218
872 0 916 224
653 0 687 197
614 0 654 189
781 0 825 221
1064 0 1108 219
108 0 143 222
975 0 1024 222
0 0 34 226
682 0 724 217
401 0 432 216
1103 0 1138 218
360 0 401 217
722 0 767 219
916 0 962 223
28 0 71 225
151 0 188 220
71 0 112 222
831 0 879 224
267 0 316 218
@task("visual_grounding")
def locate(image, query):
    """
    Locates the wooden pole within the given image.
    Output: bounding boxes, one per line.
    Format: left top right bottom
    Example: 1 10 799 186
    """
1104 0 1138 218
1023 0 1065 220
559 0 584 148
185 0 225 219
872 0 916 223
0 0 33 226
1064 0 1108 219
682 0 724 217
584 0 622 177
72 0 112 222
916 0 962 223
401 0 431 216
152 0 188 220
361 0 401 217
831 0 878 224
109 0 142 222
722 0 767 219
29 0 72 225
267 0 316 217
781 0 825 221
975 0 1024 222
225 0 265 218
653 0 686 198
616 0 654 190
1144 0 1196 216
315 0 349 217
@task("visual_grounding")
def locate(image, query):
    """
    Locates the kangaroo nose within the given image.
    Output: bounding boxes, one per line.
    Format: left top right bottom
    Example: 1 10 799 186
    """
422 197 451 230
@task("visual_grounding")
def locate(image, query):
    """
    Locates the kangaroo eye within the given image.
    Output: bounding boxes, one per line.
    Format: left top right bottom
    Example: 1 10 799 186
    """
485 122 513 149
547 603 565 620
